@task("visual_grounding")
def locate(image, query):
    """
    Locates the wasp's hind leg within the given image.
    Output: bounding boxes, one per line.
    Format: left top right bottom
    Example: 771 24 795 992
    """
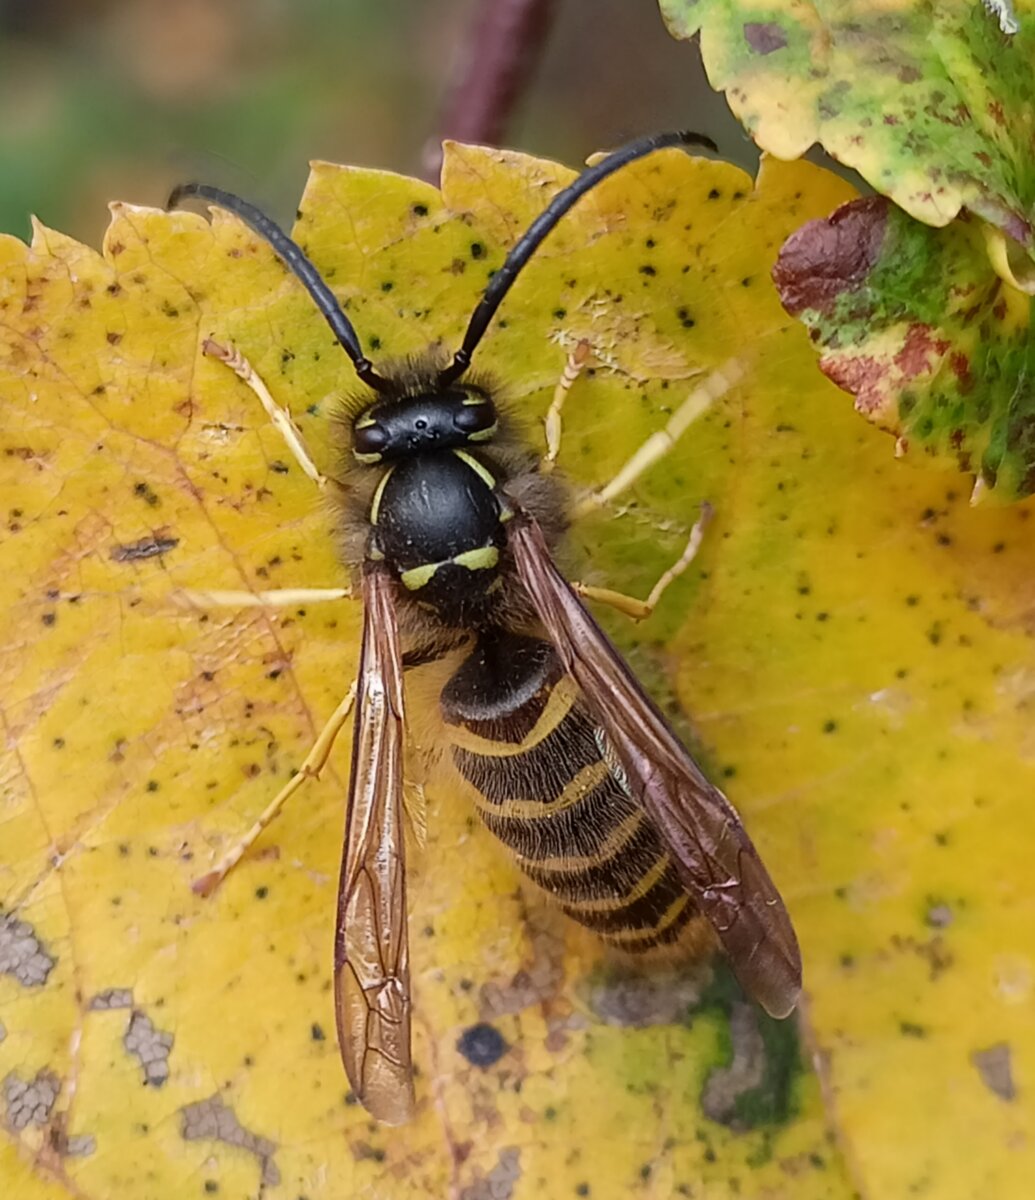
192 682 357 896
572 503 712 622
574 357 744 519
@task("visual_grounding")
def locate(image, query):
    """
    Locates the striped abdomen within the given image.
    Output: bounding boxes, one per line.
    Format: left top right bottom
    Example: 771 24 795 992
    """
440 630 696 950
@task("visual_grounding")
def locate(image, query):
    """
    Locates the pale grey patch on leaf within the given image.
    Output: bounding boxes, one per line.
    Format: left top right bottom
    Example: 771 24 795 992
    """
586 963 707 1027
89 987 134 1010
461 1147 521 1200
180 1094 280 1187
971 1042 1016 1101
0 912 56 987
64 1133 98 1157
701 1002 767 1125
4 1069 61 1130
124 1010 174 1087
480 918 566 1018
0 1020 6 1044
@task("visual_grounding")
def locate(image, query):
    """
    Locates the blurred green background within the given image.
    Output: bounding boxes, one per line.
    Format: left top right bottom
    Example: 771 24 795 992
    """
0 0 749 244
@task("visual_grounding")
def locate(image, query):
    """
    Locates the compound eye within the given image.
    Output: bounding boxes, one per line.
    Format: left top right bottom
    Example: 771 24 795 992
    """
453 397 497 436
353 419 388 456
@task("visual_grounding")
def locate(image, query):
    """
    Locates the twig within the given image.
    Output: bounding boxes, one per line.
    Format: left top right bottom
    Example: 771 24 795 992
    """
422 0 563 181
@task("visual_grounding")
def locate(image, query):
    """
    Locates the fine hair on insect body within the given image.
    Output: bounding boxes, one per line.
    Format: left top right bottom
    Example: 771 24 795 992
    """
170 130 802 1125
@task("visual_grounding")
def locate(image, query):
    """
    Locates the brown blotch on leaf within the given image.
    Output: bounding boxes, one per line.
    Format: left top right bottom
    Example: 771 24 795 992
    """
773 196 890 318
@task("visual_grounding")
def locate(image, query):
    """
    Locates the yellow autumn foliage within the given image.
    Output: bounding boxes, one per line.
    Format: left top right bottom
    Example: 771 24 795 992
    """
1 143 1032 1199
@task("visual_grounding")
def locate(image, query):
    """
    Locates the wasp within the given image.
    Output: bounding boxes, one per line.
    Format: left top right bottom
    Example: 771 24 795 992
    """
170 131 801 1125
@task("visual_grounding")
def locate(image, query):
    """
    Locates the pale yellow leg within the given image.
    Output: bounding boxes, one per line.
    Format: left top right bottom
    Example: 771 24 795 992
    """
203 338 328 490
192 682 357 896
174 586 351 610
572 504 713 622
541 339 591 473
575 357 745 518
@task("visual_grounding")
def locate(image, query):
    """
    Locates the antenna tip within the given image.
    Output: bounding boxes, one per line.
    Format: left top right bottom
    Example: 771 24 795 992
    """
677 130 719 154
167 183 201 211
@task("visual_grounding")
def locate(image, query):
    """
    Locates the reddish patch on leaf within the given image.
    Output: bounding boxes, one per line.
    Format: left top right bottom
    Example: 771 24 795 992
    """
744 21 788 54
821 354 888 417
895 324 950 379
949 351 973 392
988 100 1007 127
773 197 888 318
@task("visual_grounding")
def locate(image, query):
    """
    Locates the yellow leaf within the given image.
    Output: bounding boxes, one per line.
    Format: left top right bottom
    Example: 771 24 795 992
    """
1 141 1030 1198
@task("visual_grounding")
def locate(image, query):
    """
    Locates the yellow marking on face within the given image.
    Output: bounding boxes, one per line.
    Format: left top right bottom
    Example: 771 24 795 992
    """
368 466 394 525
452 545 499 572
473 760 610 822
453 448 496 489
467 422 498 443
400 561 440 591
447 677 579 758
516 809 644 874
601 893 692 942
354 450 383 465
355 412 377 428
461 395 487 406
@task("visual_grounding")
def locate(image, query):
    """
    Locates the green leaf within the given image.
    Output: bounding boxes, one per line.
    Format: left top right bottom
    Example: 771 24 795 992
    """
660 0 1035 273
773 194 1035 501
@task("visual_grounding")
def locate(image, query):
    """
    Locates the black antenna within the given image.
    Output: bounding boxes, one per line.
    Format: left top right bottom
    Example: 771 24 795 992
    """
438 130 717 386
168 183 391 394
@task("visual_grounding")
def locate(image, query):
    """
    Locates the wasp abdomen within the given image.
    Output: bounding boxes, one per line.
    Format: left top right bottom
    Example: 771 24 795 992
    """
441 630 696 951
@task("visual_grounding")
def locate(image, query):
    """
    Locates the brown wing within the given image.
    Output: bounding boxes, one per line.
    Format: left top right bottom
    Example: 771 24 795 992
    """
334 566 414 1124
509 516 802 1018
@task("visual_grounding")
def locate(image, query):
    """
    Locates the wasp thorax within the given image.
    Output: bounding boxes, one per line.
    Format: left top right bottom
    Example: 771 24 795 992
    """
353 389 497 463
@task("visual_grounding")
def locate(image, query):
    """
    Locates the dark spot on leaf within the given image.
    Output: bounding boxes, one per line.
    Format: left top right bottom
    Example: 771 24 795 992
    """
744 21 788 54
412 203 429 217
255 886 268 900
470 241 486 260
106 331 122 345
146 780 159 793
311 1023 326 1042
41 612 56 626
457 1022 508 1067
708 188 721 200
971 1043 1015 1101
639 265 656 277
899 1021 926 1038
